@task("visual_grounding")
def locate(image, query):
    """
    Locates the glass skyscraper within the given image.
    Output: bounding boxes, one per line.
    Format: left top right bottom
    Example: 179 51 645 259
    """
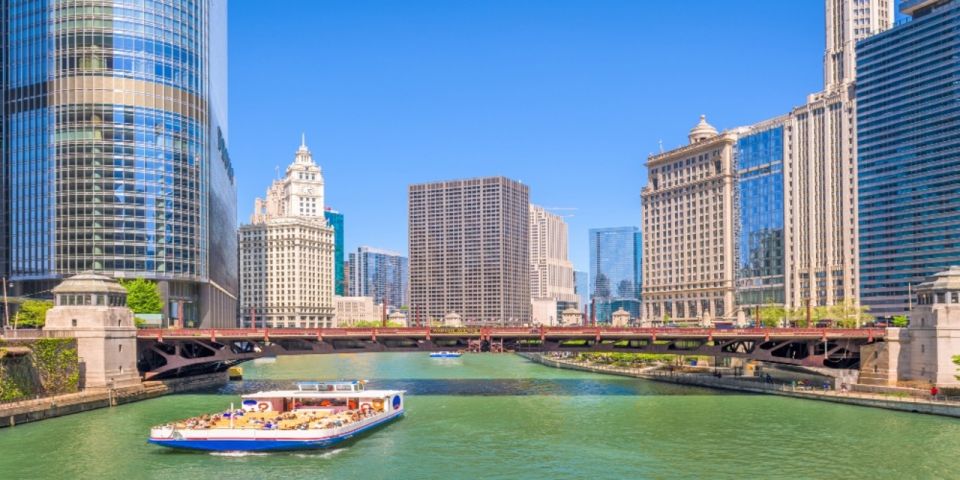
735 122 785 307
324 208 345 295
857 0 960 318
588 227 641 323
1 0 236 327
574 270 588 310
349 246 409 310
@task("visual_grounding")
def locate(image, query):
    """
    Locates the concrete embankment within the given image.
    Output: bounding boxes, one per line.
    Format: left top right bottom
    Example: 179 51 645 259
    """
0 372 228 428
520 353 960 419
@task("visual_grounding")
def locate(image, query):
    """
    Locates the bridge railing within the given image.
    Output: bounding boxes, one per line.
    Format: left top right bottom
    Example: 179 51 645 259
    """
135 326 887 339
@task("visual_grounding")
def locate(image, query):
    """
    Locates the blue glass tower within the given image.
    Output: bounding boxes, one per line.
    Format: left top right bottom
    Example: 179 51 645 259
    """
1 0 236 327
735 123 785 307
324 208 345 295
588 227 641 323
857 0 960 318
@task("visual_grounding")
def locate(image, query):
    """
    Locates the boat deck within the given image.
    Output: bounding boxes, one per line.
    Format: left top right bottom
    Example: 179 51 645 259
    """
176 408 385 431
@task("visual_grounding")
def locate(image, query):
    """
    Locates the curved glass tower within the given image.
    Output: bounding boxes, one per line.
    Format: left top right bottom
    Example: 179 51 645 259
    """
1 0 236 327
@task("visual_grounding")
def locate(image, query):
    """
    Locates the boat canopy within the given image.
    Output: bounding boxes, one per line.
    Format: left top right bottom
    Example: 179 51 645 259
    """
296 381 365 392
242 390 404 400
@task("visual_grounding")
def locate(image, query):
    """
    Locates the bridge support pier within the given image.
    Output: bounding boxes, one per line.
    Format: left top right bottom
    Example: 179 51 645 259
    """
42 274 141 391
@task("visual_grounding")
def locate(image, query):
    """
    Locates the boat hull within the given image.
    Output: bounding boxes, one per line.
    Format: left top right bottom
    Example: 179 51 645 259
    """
149 410 403 452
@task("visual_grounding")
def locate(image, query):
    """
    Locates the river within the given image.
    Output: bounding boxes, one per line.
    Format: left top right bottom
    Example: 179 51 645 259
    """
1 353 958 479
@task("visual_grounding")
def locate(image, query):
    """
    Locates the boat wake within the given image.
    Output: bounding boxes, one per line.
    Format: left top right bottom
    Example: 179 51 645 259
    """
209 451 271 458
292 448 346 459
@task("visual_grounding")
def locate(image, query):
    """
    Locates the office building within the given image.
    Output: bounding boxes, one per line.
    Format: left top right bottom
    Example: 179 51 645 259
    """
1 0 237 327
857 0 960 318
574 270 589 310
239 139 335 328
589 226 642 323
334 295 380 326
348 246 408 310
408 176 530 324
642 117 736 324
324 208 345 295
735 118 787 308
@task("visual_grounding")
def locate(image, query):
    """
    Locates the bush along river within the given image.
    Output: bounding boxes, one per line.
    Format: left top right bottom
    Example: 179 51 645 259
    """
1 353 959 479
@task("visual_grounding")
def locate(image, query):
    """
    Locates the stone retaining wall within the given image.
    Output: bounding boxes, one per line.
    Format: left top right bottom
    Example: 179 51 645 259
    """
0 372 227 428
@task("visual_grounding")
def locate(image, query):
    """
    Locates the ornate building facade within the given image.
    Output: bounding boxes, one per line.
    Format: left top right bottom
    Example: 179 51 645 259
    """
239 138 335 328
642 117 737 324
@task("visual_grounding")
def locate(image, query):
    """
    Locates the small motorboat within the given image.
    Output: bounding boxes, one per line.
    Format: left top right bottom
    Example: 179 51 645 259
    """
429 351 462 358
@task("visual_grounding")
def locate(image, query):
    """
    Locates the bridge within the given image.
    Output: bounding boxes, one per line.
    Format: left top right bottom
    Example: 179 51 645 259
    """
136 327 885 379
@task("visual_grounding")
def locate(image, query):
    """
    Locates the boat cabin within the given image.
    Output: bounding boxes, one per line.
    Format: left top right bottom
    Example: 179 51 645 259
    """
240 381 401 416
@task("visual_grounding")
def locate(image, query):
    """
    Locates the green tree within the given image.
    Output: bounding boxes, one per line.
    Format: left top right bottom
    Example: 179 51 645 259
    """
827 300 873 328
891 315 909 328
14 300 53 328
758 304 786 327
351 320 403 328
120 278 163 314
954 355 960 381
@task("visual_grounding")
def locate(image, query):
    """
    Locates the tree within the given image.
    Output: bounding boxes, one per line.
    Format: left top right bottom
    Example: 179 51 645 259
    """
891 315 909 328
827 300 873 328
758 304 786 328
120 278 163 314
14 300 53 328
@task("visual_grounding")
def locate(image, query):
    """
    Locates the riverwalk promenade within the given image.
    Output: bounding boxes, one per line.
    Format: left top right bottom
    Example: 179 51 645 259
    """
520 353 960 419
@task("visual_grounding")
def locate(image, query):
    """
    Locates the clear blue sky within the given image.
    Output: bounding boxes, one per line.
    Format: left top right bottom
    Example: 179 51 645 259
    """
228 0 824 271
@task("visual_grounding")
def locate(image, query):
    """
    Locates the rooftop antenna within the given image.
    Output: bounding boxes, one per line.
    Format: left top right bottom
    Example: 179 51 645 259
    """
275 165 280 179
301 132 306 149
658 140 664 153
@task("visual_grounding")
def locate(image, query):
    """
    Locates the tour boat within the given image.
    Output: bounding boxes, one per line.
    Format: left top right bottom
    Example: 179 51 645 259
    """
429 351 462 358
148 381 405 452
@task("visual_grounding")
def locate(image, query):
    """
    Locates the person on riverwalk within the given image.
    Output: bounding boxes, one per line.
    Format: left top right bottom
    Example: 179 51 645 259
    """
931 385 940 400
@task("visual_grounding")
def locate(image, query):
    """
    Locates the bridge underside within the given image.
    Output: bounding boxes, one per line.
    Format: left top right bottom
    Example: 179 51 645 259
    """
137 332 875 380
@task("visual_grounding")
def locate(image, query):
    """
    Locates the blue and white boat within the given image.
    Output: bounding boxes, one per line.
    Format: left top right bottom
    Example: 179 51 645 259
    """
148 381 404 452
429 351 462 358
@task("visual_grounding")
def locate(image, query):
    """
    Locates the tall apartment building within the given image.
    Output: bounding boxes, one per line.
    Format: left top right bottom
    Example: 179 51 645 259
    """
642 118 737 323
348 246 409 310
589 226 642 323
324 208 345 295
0 0 237 327
529 205 577 305
408 176 530 324
857 0 960 318
239 139 335 328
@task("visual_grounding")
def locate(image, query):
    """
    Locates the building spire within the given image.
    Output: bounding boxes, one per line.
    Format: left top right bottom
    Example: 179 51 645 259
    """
301 132 306 149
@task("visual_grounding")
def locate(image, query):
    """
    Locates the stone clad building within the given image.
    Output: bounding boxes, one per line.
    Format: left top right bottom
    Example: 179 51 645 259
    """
642 117 737 324
239 139 335 328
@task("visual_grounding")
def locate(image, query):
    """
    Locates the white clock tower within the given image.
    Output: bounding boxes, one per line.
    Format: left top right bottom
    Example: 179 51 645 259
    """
240 136 336 328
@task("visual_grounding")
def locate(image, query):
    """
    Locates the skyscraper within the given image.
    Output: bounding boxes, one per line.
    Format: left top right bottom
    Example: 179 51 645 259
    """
324 208 345 295
529 204 577 305
857 0 960 318
782 0 893 311
642 118 736 324
239 139 335 328
408 176 530 324
1 0 237 327
735 118 787 308
349 246 408 310
574 270 589 310
589 226 642 323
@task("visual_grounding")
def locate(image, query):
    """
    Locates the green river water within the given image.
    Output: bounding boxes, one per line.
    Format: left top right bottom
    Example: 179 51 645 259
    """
1 353 958 479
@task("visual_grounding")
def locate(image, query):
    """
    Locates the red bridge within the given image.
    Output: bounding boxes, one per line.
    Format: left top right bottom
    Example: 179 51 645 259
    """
136 327 885 379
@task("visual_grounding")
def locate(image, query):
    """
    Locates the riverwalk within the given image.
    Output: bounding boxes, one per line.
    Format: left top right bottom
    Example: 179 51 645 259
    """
520 353 960 419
